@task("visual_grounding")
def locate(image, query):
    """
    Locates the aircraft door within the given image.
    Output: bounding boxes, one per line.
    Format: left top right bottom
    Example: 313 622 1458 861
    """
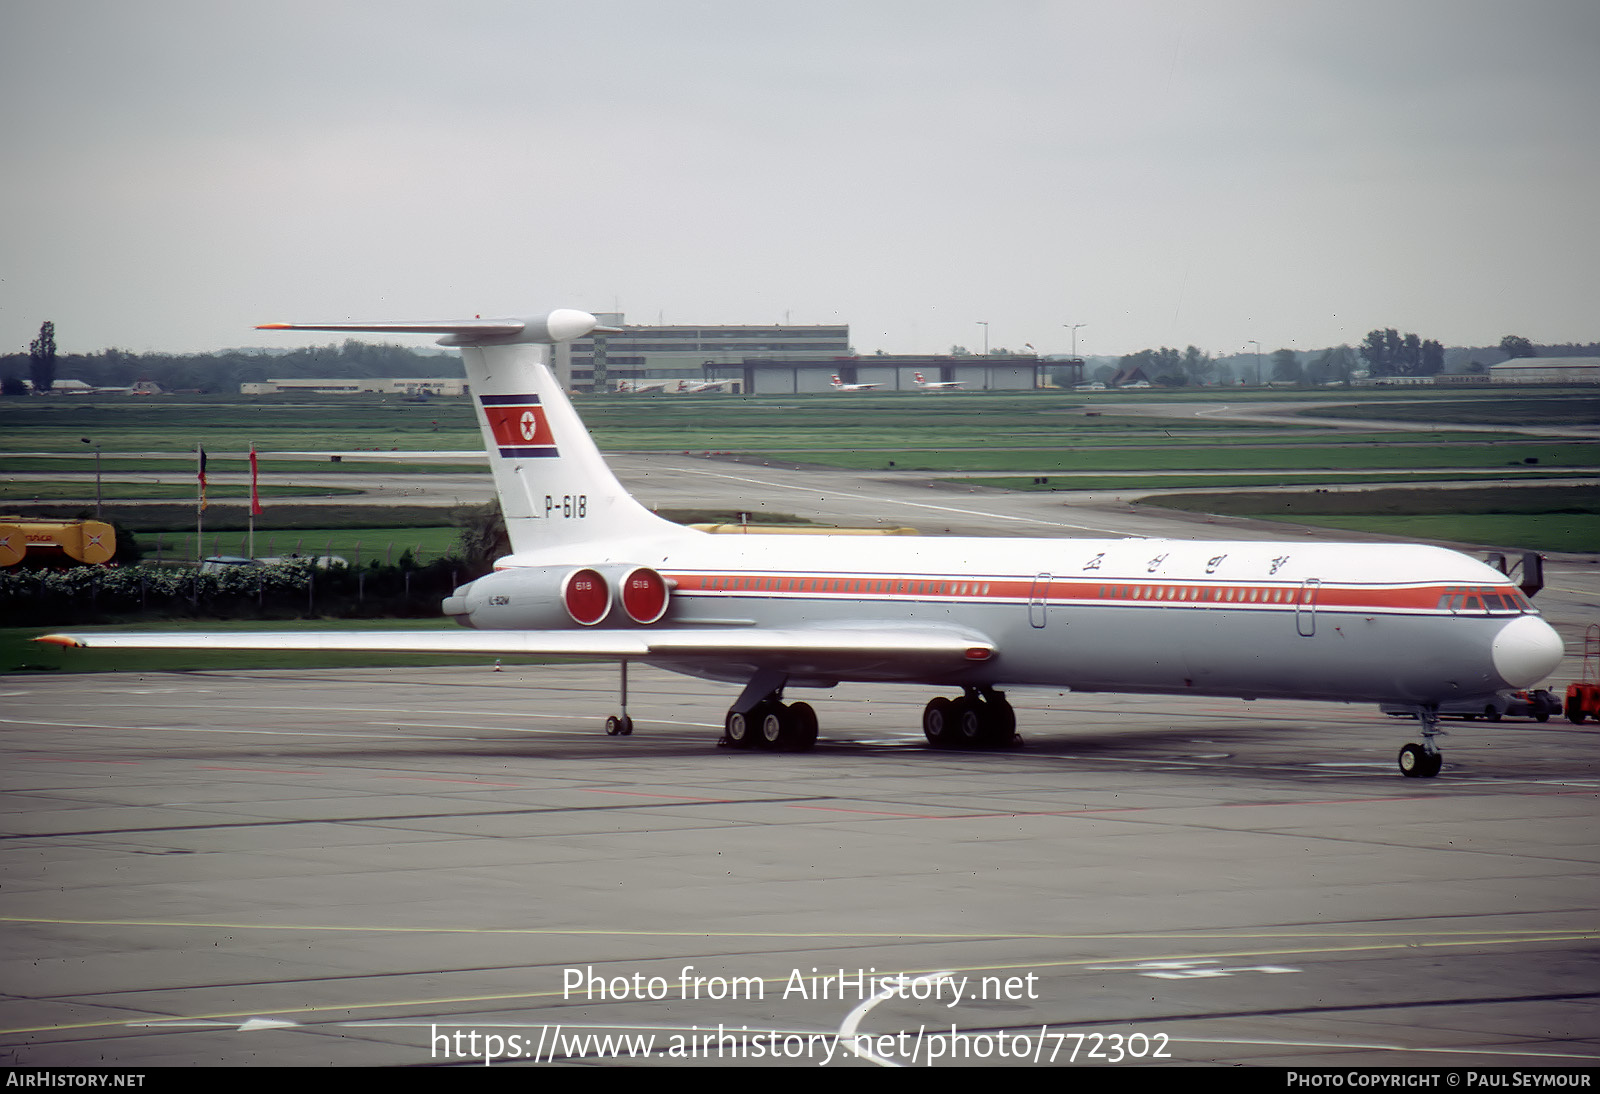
1029 573 1052 629
1295 577 1321 637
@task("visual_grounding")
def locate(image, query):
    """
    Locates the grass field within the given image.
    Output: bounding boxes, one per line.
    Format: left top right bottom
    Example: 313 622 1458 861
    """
5 389 1596 566
147 526 466 565
11 503 461 532
0 455 476 475
1 390 1551 455
947 470 1594 492
0 481 363 502
1227 514 1600 553
760 441 1598 473
1142 485 1600 553
1305 395 1600 427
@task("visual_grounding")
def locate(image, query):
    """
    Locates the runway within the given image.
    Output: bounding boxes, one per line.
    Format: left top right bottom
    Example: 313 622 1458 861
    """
3 664 1597 1067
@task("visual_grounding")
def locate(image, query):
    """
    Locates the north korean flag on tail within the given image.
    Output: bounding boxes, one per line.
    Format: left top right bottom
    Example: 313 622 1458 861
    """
480 394 558 458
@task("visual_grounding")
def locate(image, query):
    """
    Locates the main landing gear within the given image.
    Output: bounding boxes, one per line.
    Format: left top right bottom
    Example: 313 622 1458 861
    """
628 665 1019 754
724 699 819 752
923 687 1018 750
721 669 818 752
1397 706 1444 778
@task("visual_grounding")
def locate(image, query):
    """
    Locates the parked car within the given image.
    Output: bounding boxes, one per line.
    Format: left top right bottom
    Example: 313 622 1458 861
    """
200 554 349 573
1383 689 1563 723
198 555 259 574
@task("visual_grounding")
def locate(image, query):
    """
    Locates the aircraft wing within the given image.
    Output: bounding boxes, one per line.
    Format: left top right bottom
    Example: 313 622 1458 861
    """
36 624 997 682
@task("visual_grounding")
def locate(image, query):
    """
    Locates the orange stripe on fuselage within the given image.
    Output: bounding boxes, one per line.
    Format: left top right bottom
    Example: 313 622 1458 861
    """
660 572 1531 617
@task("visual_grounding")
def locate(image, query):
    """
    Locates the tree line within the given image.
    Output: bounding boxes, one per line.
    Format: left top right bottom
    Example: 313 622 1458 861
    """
2 326 461 394
1106 332 1591 387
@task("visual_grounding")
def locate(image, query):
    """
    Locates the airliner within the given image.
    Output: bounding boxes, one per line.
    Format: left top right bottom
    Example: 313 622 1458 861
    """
39 310 1563 777
829 375 882 391
913 372 965 390
615 378 669 394
676 378 737 394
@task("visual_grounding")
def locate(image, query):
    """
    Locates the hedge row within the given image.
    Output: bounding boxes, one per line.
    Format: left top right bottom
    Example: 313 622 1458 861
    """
4 557 471 626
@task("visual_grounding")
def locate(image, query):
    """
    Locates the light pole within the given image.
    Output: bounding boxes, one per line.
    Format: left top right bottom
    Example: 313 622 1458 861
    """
1247 339 1261 386
1063 323 1086 357
80 437 101 518
977 321 989 356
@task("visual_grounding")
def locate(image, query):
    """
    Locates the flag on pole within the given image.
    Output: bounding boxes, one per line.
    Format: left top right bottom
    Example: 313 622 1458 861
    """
197 447 208 512
249 445 263 516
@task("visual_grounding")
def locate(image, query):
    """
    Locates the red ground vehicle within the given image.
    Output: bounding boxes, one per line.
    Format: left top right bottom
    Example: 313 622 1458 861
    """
1567 625 1600 724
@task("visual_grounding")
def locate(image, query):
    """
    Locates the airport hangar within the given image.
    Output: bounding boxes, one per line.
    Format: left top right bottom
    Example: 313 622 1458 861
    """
554 314 1064 393
1487 356 1600 384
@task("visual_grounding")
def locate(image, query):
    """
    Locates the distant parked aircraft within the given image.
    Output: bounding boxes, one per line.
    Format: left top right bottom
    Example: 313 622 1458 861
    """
830 375 881 391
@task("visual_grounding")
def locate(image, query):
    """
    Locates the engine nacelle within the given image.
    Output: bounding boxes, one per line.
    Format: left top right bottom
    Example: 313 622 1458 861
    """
616 565 670 624
442 564 672 629
444 566 611 629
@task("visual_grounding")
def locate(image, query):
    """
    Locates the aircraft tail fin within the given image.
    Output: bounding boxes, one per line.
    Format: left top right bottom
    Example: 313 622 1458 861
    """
257 310 686 559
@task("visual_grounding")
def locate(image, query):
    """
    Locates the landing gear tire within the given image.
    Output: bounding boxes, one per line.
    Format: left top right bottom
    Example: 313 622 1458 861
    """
749 700 817 752
1484 706 1502 722
1398 743 1442 778
724 686 818 753
725 709 755 749
925 693 1016 749
757 700 788 750
605 715 634 737
986 697 1017 747
786 702 819 752
923 697 955 747
954 697 986 747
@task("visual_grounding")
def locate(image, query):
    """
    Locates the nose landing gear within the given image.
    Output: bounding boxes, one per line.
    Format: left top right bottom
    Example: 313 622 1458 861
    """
1398 707 1444 778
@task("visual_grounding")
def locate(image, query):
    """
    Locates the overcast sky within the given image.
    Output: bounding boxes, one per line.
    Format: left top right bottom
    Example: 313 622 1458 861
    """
3 0 1596 359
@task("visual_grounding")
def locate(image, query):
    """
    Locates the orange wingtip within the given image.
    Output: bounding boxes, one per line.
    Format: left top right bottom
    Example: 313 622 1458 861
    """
34 634 83 648
256 323 292 329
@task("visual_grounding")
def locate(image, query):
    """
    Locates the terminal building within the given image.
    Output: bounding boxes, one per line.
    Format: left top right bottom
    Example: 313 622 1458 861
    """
732 354 1046 394
553 314 1047 393
554 314 851 391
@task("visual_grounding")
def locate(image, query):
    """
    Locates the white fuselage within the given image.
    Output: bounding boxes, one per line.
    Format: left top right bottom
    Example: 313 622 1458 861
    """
492 530 1553 706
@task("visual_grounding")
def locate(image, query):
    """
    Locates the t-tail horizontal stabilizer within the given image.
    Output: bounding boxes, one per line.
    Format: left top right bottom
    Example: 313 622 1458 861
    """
256 309 618 346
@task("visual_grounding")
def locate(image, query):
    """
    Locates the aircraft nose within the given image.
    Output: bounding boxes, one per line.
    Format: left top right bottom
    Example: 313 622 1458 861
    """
1491 615 1564 689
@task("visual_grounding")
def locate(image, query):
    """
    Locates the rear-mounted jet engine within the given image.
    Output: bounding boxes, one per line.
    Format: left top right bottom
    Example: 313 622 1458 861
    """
443 565 671 628
444 566 611 629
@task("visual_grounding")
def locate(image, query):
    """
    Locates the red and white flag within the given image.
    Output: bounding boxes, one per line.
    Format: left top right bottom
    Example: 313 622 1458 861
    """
249 445 263 516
